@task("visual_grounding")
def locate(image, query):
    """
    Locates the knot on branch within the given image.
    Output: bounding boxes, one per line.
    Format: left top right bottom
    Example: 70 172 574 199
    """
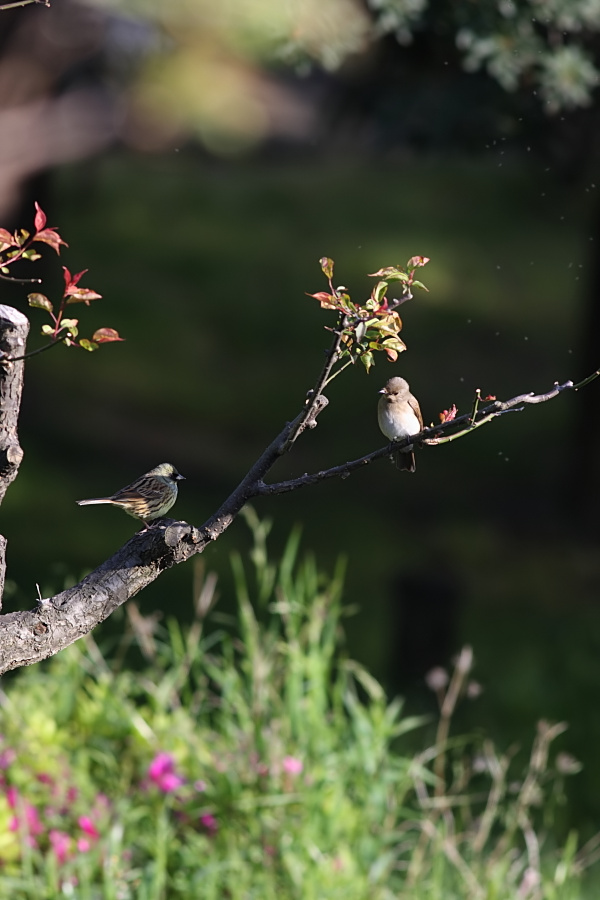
0 442 23 474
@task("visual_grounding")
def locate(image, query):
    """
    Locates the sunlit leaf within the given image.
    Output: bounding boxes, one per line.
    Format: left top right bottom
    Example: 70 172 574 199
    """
439 404 458 423
35 228 68 255
0 228 17 250
65 288 103 305
92 327 124 343
63 267 87 293
360 351 374 372
411 279 429 292
406 255 430 270
41 324 54 335
368 266 402 278
79 339 99 352
28 293 53 313
33 202 47 232
306 291 337 310
60 318 79 329
372 280 388 304
319 257 334 279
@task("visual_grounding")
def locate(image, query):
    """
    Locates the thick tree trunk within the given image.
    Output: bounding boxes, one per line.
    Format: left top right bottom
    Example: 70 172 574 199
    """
0 305 28 612
0 305 28 507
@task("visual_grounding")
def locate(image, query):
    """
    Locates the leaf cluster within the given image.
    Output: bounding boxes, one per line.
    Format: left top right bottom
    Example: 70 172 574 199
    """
308 254 429 373
0 203 123 357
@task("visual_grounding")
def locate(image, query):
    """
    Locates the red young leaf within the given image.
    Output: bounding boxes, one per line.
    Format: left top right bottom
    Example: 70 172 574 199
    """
439 404 458 423
306 291 338 310
65 288 103 306
62 267 88 293
35 228 68 255
406 255 430 270
92 327 124 343
484 394 496 401
34 202 47 232
0 228 17 249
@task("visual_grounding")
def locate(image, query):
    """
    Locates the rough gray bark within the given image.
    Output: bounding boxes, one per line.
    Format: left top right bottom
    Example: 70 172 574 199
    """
0 306 29 614
0 305 28 505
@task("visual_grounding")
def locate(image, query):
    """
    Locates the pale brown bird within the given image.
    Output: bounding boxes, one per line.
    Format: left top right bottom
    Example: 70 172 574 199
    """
378 377 423 472
76 463 185 529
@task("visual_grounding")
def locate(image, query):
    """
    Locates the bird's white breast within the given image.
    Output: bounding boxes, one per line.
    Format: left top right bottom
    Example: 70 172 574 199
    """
378 404 421 441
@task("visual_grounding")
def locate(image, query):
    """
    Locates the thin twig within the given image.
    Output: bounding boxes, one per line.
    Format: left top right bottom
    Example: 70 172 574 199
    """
0 272 42 284
0 338 64 364
282 313 347 450
255 375 591 495
0 0 49 8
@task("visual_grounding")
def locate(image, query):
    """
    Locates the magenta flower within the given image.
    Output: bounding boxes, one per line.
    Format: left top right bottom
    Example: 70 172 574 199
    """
200 813 217 835
78 816 99 840
6 785 18 808
49 829 72 865
282 756 303 776
148 753 184 793
0 748 15 770
77 838 91 853
37 772 54 786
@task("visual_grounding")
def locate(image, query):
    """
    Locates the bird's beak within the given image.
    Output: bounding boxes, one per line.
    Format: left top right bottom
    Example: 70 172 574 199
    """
176 474 186 481
379 388 387 395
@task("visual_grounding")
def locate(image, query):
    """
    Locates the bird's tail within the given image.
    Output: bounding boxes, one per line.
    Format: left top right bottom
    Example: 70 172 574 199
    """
394 449 416 473
76 498 113 506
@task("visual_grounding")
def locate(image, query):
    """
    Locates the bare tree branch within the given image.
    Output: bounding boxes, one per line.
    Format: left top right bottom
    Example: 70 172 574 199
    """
0 365 596 676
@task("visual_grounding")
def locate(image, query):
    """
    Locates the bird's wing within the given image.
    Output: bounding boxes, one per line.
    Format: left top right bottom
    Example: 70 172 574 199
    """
409 396 424 430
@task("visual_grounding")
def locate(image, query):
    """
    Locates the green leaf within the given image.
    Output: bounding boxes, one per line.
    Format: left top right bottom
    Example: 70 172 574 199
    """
41 324 54 335
60 318 79 329
319 256 334 279
411 279 429 292
28 293 53 313
372 280 388 304
381 337 407 352
78 339 98 352
22 249 41 261
360 351 374 373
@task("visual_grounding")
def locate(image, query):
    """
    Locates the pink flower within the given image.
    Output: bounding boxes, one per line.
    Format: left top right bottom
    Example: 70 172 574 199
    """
0 748 15 769
6 786 18 808
77 838 91 853
78 816 99 840
148 753 184 793
25 804 44 835
282 756 303 776
200 813 217 834
49 830 72 865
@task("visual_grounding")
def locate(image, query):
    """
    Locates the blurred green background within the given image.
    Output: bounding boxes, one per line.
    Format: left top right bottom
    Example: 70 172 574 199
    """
1 0 600 840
